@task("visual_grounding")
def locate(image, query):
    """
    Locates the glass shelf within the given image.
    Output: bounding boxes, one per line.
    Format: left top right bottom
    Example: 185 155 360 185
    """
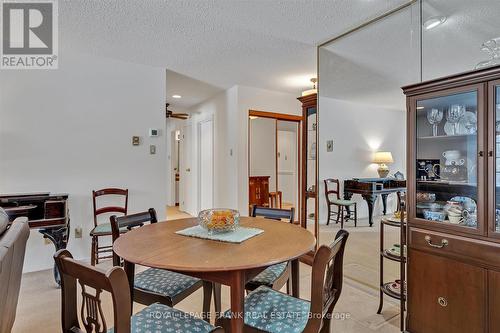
417 134 475 140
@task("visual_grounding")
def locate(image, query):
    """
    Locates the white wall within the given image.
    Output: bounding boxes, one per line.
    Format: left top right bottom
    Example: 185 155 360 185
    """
0 52 167 272
318 97 406 224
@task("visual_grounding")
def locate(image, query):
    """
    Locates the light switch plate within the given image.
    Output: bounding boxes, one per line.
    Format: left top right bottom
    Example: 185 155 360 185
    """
75 227 82 239
132 136 140 146
150 145 156 154
326 140 334 152
149 128 159 137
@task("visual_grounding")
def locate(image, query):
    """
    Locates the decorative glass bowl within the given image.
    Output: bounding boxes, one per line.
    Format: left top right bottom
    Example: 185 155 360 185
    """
198 209 239 234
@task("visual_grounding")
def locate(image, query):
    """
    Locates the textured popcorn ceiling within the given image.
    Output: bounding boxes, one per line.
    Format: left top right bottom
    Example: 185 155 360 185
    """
59 0 408 98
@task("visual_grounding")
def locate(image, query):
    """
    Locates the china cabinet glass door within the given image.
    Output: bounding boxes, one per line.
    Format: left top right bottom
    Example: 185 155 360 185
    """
414 85 484 233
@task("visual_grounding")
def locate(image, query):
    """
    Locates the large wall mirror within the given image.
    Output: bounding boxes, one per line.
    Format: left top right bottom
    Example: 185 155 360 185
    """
317 0 500 327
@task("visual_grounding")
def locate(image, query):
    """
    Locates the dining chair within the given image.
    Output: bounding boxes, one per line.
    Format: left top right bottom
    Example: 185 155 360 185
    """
54 249 223 333
217 229 349 333
246 205 294 293
110 208 218 319
89 188 128 265
324 179 357 228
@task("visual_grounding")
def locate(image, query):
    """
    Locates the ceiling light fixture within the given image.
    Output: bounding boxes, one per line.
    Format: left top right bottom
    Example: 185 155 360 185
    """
172 94 182 99
423 16 446 30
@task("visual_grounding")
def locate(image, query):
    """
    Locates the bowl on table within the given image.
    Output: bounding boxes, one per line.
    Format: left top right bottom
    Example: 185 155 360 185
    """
198 209 240 234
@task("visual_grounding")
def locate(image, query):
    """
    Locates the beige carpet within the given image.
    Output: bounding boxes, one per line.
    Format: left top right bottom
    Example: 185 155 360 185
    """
318 215 401 291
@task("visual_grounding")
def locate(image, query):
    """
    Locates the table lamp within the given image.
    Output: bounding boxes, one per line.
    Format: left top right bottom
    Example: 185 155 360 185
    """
373 152 393 178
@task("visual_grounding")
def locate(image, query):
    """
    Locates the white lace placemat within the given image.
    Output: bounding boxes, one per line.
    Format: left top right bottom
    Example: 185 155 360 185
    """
175 225 264 243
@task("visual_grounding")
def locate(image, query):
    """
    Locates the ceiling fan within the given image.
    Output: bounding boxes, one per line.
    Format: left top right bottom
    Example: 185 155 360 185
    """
166 103 189 120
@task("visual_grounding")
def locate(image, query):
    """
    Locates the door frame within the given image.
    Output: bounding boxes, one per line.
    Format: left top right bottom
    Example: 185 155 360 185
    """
170 129 180 206
248 109 303 222
197 116 215 212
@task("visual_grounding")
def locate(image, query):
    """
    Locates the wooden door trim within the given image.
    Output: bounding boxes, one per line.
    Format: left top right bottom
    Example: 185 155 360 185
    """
249 109 303 122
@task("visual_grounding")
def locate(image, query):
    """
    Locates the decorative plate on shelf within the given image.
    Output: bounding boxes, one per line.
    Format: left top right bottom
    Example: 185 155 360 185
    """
387 280 402 295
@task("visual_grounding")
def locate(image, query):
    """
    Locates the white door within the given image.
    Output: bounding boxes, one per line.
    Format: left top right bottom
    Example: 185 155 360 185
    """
179 124 194 214
198 119 214 211
277 130 297 206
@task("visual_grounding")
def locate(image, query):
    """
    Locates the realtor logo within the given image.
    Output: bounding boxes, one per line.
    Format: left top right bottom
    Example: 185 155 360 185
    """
1 0 58 69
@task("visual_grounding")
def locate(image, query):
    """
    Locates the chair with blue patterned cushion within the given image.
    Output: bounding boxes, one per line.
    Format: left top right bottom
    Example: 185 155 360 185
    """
324 179 357 228
89 188 129 266
246 205 295 294
216 229 349 333
54 249 223 333
110 208 219 320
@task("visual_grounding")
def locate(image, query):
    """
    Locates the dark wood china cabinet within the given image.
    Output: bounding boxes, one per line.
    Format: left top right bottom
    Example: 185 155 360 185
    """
403 65 500 333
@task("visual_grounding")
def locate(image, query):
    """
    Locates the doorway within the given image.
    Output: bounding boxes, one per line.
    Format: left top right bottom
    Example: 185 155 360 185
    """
248 110 302 221
170 129 181 206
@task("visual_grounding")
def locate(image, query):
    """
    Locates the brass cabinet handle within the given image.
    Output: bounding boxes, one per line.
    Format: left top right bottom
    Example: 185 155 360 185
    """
438 297 448 307
424 235 449 249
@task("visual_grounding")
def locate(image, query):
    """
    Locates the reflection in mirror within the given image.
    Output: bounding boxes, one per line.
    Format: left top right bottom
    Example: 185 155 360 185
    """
317 3 420 299
422 0 500 80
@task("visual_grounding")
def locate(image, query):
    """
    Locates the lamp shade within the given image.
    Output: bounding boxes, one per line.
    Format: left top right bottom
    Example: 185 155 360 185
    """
373 151 394 164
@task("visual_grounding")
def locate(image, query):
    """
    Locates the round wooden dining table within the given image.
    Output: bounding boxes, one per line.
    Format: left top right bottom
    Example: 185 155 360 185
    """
113 216 316 333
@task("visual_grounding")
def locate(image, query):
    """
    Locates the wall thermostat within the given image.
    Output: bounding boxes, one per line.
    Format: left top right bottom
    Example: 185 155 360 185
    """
149 128 159 137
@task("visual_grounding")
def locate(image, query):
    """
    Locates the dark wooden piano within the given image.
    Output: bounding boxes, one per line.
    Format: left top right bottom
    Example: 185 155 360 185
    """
344 178 406 226
0 192 69 284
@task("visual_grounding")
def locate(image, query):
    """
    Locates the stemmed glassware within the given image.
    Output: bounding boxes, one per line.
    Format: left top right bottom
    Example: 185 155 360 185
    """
427 108 443 136
447 104 466 135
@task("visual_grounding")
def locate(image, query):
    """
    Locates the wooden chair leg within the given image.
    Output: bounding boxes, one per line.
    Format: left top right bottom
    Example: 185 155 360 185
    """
340 206 344 229
202 281 213 322
95 236 100 265
91 236 96 266
354 203 358 227
335 206 341 224
213 282 222 319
